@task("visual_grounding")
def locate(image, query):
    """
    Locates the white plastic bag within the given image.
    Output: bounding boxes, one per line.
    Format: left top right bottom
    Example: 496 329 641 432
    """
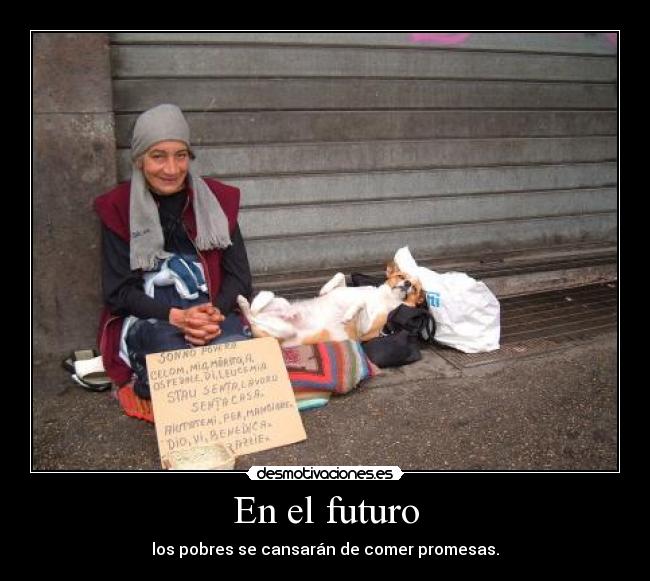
394 247 501 353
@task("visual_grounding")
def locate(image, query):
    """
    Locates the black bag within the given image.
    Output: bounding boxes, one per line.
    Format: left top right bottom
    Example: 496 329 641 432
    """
385 304 435 341
363 329 421 368
350 272 385 287
363 304 437 368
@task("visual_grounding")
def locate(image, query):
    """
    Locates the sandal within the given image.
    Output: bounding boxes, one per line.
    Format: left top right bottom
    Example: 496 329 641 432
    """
70 373 111 392
61 349 98 374
62 350 111 392
72 355 112 392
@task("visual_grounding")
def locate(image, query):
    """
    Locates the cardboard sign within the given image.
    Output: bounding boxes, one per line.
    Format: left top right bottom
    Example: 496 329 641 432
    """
146 337 306 469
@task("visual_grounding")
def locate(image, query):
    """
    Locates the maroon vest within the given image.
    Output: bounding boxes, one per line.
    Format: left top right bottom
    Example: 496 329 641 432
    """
94 178 241 386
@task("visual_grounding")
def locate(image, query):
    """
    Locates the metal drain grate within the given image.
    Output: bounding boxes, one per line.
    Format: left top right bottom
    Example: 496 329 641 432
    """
430 282 618 368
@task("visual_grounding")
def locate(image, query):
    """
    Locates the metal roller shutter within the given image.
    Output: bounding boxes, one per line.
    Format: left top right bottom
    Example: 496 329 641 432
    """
109 31 617 289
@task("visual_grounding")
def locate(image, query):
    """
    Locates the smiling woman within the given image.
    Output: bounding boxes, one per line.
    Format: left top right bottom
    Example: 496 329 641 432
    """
93 104 254 403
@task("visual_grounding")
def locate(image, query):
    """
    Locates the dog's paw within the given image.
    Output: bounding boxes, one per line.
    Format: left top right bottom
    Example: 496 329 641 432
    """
341 311 357 324
319 272 346 295
342 301 364 323
236 295 251 312
250 290 276 314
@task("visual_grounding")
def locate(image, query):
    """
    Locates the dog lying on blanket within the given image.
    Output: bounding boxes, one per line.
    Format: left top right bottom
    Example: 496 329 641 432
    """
237 264 424 347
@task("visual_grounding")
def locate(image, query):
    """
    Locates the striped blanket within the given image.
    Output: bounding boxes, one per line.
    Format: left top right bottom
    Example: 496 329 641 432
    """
282 340 380 411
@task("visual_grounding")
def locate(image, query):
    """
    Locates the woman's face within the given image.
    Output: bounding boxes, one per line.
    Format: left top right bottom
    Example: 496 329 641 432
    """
140 140 191 195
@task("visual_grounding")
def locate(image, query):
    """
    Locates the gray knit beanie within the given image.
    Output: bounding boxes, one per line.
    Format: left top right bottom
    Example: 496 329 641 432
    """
131 103 191 160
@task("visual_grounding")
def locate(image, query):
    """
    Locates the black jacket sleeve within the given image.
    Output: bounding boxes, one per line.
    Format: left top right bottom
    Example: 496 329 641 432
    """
101 226 171 321
214 224 253 315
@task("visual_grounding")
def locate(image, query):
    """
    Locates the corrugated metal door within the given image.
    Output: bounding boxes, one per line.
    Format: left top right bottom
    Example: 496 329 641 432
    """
110 32 617 278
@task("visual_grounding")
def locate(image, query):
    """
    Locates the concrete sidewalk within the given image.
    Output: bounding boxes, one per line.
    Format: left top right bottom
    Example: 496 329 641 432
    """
32 328 617 471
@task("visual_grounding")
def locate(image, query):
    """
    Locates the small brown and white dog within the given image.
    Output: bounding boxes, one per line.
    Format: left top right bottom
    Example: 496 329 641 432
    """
237 264 424 347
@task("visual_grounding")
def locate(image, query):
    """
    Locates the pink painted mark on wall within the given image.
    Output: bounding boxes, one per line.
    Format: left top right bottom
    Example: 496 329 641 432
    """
605 32 617 46
410 33 472 45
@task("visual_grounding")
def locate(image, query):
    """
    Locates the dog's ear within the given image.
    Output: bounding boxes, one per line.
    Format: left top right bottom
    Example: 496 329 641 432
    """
386 261 398 276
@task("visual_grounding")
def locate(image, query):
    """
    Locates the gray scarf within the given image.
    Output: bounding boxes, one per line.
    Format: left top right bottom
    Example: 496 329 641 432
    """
129 104 232 271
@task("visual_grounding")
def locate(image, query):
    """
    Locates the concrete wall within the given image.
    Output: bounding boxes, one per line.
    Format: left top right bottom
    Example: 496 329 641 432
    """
33 33 117 366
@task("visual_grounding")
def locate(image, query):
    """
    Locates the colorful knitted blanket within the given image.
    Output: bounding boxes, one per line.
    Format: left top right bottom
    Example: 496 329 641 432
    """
283 340 380 411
